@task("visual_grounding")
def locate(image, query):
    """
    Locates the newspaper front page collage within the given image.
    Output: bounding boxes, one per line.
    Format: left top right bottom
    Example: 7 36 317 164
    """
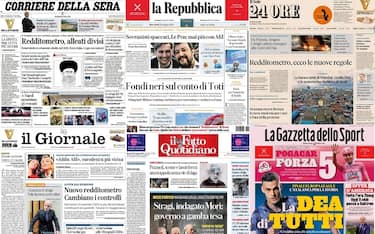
0 0 374 233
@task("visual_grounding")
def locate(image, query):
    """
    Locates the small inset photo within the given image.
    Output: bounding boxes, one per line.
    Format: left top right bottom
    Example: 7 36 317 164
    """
1 107 31 117
50 107 63 126
232 178 249 196
225 50 247 72
358 73 368 84
61 19 78 32
126 125 138 132
28 200 61 233
346 215 373 234
55 59 80 88
150 178 169 188
291 35 331 52
95 108 108 124
200 163 227 188
127 134 145 152
27 154 55 179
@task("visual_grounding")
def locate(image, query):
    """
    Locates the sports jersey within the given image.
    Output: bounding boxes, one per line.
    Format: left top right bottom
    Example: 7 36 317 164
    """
341 162 368 182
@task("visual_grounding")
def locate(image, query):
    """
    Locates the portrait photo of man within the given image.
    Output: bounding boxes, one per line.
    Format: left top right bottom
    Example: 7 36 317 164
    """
59 60 78 88
151 43 179 69
355 216 371 234
200 163 226 188
28 200 60 234
174 43 199 69
157 227 167 234
332 145 370 182
171 226 181 234
251 172 306 234
358 73 367 83
22 11 35 32
184 224 195 234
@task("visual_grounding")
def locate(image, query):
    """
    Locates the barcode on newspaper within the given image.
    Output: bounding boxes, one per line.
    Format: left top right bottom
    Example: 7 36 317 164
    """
236 126 249 132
